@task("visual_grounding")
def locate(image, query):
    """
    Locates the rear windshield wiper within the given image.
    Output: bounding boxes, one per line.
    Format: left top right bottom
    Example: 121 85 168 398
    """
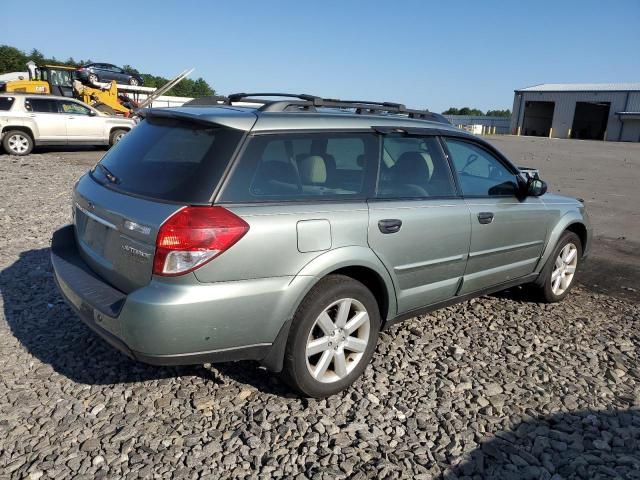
96 163 120 184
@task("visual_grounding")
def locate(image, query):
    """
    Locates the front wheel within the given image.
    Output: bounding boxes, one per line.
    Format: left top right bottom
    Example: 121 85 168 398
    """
109 129 127 147
537 231 582 302
2 130 34 156
283 275 380 397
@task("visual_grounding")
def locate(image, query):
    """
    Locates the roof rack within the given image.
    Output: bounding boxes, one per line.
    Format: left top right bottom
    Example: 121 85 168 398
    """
182 92 448 123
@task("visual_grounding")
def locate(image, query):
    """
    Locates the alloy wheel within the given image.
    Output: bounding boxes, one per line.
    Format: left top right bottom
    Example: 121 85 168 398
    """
7 134 29 154
551 243 578 295
305 298 371 383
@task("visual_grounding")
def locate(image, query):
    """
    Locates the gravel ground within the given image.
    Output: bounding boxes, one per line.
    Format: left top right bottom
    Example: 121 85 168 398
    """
1 152 639 479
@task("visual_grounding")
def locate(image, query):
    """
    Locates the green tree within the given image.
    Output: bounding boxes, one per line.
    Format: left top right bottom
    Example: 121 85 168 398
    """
442 107 484 116
458 107 484 116
0 45 28 73
485 109 511 117
28 48 45 64
191 77 215 97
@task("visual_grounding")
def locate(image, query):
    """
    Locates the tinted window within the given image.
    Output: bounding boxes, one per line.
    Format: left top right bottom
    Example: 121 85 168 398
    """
91 117 244 204
25 98 59 113
59 100 91 115
444 138 518 196
0 97 15 111
377 136 456 198
220 132 377 202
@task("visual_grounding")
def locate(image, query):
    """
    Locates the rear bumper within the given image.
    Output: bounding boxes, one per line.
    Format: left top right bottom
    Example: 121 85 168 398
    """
51 225 302 366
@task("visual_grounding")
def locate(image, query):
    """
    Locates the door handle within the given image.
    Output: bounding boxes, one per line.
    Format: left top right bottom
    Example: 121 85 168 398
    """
378 219 402 234
477 212 494 224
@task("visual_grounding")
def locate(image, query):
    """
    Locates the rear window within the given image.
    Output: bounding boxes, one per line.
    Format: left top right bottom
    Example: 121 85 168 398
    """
91 116 244 204
220 132 377 202
25 98 58 113
0 97 15 111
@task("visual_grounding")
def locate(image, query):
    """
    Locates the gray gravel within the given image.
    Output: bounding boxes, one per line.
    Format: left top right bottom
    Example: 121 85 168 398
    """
1 151 639 479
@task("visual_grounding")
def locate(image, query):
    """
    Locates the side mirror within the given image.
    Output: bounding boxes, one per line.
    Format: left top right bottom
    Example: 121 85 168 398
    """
527 178 547 197
88 110 97 117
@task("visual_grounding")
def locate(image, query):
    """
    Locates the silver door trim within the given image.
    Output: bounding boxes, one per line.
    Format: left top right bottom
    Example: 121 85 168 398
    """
469 239 544 258
395 253 467 273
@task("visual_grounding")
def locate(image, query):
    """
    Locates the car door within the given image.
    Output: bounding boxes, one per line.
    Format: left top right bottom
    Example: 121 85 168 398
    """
95 64 113 82
24 97 67 142
111 65 128 84
442 136 550 294
57 100 104 142
367 134 471 314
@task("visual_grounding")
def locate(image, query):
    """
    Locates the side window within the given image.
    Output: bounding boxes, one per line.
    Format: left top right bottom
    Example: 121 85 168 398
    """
59 101 91 115
377 136 456 198
0 97 15 111
444 138 518 196
326 138 364 170
25 98 58 113
220 133 377 202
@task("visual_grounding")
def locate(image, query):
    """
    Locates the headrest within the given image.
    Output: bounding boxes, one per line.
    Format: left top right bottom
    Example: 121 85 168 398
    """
394 152 431 180
297 155 327 184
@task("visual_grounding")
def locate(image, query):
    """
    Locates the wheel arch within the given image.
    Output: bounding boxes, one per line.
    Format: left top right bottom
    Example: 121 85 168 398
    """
261 246 397 373
565 222 588 253
535 211 590 276
109 125 131 135
2 125 35 140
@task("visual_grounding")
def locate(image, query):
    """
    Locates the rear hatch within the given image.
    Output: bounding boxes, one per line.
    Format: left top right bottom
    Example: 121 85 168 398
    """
74 113 248 293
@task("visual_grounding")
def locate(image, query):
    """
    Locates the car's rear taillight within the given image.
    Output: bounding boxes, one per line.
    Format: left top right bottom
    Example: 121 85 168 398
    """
153 206 249 276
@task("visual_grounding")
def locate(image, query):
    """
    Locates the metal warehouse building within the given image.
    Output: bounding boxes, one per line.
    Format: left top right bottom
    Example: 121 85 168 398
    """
510 83 640 142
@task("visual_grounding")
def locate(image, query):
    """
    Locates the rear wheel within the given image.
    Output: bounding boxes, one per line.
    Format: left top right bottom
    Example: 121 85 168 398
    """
283 275 380 397
537 231 582 302
109 129 127 147
2 130 34 156
129 77 140 86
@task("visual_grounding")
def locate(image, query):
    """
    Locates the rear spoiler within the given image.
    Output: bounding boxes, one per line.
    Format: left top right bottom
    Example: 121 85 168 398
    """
136 108 256 131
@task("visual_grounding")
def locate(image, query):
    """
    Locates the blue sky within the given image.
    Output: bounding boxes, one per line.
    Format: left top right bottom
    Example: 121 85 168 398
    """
2 0 639 112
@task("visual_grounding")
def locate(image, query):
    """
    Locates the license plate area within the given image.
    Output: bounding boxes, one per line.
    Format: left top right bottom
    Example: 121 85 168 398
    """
75 205 115 257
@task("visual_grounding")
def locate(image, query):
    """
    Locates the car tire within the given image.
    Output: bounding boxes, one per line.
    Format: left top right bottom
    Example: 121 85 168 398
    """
2 130 34 156
129 77 140 86
88 73 99 84
283 275 381 397
109 129 127 147
537 231 582 303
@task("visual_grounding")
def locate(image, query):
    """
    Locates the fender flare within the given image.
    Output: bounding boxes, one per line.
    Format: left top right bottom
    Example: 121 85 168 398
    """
534 211 587 278
261 246 397 372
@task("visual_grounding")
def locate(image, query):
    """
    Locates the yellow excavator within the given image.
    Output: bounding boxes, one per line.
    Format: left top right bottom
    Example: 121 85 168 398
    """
1 61 193 116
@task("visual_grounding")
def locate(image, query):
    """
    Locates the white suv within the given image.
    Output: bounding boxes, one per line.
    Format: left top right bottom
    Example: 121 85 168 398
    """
0 93 136 155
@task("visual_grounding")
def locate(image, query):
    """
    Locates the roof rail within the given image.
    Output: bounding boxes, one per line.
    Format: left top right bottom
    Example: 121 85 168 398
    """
182 92 449 124
226 92 322 104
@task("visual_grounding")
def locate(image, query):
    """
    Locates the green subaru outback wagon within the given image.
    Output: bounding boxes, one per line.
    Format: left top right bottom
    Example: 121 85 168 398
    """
51 93 591 397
